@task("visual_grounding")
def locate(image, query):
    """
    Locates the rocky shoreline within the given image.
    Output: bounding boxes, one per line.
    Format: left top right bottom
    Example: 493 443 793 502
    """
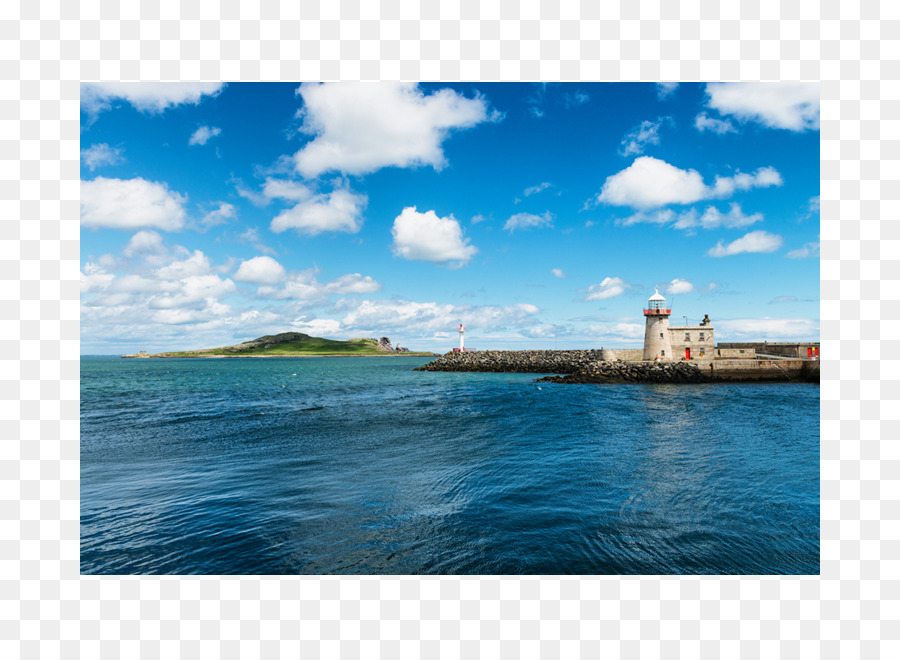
414 350 819 384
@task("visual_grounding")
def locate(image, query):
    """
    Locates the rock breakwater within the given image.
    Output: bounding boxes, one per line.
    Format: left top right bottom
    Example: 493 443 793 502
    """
537 361 707 384
415 351 819 383
413 350 606 373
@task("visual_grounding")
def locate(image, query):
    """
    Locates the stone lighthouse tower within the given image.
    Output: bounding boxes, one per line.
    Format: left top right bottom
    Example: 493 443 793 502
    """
642 289 673 360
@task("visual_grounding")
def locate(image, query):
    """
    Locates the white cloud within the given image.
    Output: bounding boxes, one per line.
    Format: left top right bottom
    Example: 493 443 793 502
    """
504 211 554 232
524 182 552 197
618 209 676 226
707 230 783 257
694 112 735 135
619 118 666 157
786 242 820 259
391 207 478 266
81 262 115 293
324 273 382 295
595 157 783 210
82 82 225 115
234 256 286 285
156 250 213 280
770 296 798 304
293 82 495 178
290 318 345 338
656 82 679 99
713 318 819 341
551 268 566 279
81 143 124 170
199 202 235 228
673 203 763 230
81 177 187 230
705 82 820 131
584 277 630 301
262 178 312 202
586 322 645 342
596 157 709 210
665 279 694 295
270 188 367 236
338 299 542 335
710 167 782 197
123 230 166 258
189 125 222 146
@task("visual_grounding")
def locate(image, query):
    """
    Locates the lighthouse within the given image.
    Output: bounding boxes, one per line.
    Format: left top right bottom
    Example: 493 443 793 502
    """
457 323 466 352
642 289 673 361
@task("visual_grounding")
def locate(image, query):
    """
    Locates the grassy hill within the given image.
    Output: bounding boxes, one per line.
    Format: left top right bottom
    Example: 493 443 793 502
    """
127 332 438 358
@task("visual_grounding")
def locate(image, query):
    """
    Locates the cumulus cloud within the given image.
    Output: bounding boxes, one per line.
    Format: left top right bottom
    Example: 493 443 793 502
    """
619 118 668 157
586 322 646 342
596 157 708 209
82 82 225 115
270 188 367 236
391 207 478 266
665 279 694 295
705 82 820 131
504 211 554 232
189 125 222 146
551 268 566 279
156 250 213 280
324 273 382 295
81 143 124 171
710 167 782 197
713 318 819 341
81 177 187 230
199 203 235 228
234 256 286 285
262 178 312 202
656 82 679 99
337 299 541 336
584 277 630 301
673 203 764 230
786 242 820 259
707 230 783 257
594 157 782 210
293 82 496 178
524 182 552 197
123 230 166 258
694 112 735 135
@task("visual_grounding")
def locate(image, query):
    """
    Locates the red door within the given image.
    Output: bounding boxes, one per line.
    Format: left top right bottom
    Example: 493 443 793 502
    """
808 347 812 358
685 347 691 359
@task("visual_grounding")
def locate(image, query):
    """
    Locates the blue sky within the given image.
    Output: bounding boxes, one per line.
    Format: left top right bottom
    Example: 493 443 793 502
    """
80 82 819 354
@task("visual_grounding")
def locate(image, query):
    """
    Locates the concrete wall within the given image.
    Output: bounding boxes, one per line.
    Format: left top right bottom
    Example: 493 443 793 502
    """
716 342 820 358
669 324 715 360
715 347 757 359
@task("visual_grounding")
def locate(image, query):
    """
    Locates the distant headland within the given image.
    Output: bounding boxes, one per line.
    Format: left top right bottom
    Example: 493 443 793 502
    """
121 332 439 358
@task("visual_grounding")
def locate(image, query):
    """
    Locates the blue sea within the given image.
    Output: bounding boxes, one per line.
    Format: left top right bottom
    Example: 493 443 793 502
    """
80 356 819 574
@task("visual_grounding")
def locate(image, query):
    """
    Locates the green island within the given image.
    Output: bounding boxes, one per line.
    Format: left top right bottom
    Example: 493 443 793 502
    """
121 332 438 358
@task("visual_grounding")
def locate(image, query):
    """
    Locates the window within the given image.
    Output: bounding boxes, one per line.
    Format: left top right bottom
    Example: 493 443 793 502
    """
699 332 705 341
661 350 665 356
684 332 690 341
660 332 664 338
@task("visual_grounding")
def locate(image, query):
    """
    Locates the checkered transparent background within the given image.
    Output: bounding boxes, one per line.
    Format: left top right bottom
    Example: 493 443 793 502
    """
1 0 894 657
